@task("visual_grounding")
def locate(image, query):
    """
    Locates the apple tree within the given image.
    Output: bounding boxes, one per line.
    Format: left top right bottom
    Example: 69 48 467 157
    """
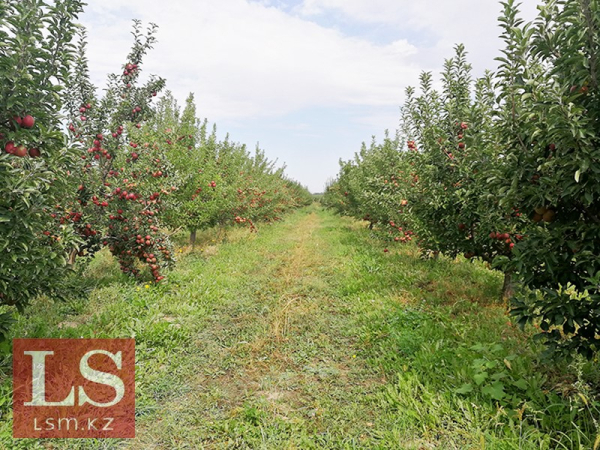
146 93 238 243
149 92 311 243
322 158 362 220
60 21 175 282
324 132 417 247
496 0 600 358
399 46 525 296
0 0 84 319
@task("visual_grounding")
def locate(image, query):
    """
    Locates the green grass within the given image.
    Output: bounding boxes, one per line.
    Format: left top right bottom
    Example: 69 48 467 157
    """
0 204 598 448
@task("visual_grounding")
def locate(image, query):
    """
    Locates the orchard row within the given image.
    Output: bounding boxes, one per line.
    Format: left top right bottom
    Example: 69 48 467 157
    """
323 0 600 360
0 1 311 325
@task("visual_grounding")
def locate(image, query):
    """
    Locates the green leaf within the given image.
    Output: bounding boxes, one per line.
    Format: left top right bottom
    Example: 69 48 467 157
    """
481 381 506 400
455 383 473 394
513 379 529 390
474 371 489 385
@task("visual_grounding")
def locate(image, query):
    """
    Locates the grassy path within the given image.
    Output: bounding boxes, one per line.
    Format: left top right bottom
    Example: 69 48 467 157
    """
1 204 597 449
132 205 389 448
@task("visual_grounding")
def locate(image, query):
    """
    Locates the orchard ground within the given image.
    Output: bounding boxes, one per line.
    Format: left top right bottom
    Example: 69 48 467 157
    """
0 204 598 449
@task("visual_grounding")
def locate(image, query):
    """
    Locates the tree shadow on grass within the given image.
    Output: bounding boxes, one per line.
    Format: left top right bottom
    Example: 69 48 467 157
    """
337 228 502 306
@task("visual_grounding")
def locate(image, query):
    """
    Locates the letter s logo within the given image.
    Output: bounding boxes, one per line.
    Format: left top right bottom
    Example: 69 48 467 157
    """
78 350 125 407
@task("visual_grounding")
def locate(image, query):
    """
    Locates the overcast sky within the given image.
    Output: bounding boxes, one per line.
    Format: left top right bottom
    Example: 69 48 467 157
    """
79 0 542 192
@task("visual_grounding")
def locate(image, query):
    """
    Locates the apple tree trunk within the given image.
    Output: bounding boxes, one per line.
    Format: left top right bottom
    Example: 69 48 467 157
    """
501 271 514 301
67 248 78 266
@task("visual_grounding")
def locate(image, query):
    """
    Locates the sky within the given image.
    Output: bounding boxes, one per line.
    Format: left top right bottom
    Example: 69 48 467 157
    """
79 0 542 193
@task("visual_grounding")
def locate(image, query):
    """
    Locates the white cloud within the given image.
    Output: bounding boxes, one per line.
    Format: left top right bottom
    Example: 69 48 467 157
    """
294 0 542 75
80 0 420 122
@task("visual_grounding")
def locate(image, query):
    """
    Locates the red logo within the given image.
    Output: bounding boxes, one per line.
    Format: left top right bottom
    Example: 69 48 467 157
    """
13 339 135 438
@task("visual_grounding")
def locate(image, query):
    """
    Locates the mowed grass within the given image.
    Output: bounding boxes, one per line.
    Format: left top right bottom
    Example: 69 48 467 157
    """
0 204 598 449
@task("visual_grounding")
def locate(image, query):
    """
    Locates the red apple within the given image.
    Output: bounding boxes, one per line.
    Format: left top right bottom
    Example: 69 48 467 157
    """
29 147 41 158
14 145 28 157
4 141 15 154
21 115 35 128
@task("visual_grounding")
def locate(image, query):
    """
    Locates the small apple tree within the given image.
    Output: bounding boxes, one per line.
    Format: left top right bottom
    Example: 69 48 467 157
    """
150 93 311 243
322 158 363 221
60 22 175 282
324 133 417 246
148 94 238 243
400 46 525 296
230 145 308 227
